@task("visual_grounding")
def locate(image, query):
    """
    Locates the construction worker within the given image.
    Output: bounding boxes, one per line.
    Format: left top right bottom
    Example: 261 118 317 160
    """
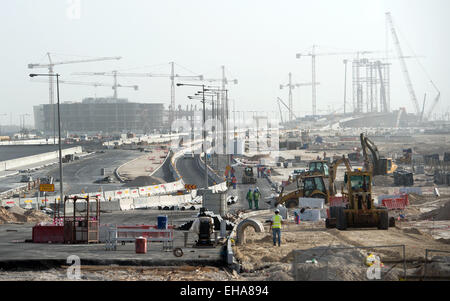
253 187 261 210
270 209 283 246
246 188 253 209
231 175 237 189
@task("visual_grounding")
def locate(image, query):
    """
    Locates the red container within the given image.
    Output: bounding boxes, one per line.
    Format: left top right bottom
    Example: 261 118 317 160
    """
32 225 65 243
135 237 147 254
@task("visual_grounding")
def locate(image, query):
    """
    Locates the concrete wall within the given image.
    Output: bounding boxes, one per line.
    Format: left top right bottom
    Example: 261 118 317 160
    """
0 146 82 171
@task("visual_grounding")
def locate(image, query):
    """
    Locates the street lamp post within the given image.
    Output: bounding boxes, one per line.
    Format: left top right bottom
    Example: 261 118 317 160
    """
205 87 229 166
177 83 209 189
29 73 63 218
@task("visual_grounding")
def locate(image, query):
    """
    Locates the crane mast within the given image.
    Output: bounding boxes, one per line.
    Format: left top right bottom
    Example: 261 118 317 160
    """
386 12 421 115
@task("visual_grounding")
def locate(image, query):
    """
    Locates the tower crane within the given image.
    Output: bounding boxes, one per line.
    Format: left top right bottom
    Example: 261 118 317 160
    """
73 62 204 128
277 97 298 120
277 98 284 124
296 46 386 115
28 53 122 104
31 79 138 97
280 72 319 121
424 84 441 121
386 12 421 115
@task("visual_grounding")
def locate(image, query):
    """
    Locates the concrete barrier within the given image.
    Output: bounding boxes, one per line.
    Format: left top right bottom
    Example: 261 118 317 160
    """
103 191 115 201
129 188 140 198
298 197 325 209
119 198 134 211
100 201 120 211
236 218 265 245
0 146 82 172
133 198 150 209
296 209 322 221
19 198 38 209
1 198 19 207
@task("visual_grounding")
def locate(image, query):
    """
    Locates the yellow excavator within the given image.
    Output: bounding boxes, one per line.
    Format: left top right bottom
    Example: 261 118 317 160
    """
274 172 329 208
274 156 352 208
360 133 397 175
325 169 394 230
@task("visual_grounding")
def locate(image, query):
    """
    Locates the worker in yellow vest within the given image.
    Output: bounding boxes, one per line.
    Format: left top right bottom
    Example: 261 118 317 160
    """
270 209 284 246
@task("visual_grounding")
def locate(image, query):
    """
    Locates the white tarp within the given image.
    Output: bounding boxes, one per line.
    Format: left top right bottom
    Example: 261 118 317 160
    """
298 198 325 209
296 209 322 221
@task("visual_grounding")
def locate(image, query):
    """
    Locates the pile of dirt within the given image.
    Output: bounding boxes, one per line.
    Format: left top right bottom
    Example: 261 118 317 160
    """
419 200 450 221
292 246 401 281
0 206 51 224
0 207 16 224
373 175 394 187
408 193 437 205
123 176 161 187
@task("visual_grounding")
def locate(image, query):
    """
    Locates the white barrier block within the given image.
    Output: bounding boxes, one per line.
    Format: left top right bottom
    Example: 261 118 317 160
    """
119 198 134 211
138 187 148 197
133 198 148 209
296 209 322 221
114 190 126 198
399 187 422 195
298 198 325 209
130 189 139 198
2 199 18 207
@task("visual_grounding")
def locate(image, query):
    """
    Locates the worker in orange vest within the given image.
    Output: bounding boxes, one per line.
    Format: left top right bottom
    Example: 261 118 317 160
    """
231 176 237 189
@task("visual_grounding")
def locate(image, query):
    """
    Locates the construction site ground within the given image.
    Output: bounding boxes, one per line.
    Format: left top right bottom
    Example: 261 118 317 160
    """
0 209 231 281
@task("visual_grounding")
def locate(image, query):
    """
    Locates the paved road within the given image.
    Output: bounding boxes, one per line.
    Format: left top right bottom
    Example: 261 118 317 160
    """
176 155 215 189
226 164 275 213
47 149 144 195
0 209 223 267
0 159 62 194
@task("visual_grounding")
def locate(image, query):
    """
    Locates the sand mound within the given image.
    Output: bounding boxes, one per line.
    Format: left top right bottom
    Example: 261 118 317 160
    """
419 200 450 221
403 228 423 235
0 206 51 224
373 175 394 187
292 246 401 281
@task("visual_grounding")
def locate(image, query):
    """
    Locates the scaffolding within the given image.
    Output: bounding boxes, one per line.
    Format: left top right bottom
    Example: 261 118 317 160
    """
352 59 391 114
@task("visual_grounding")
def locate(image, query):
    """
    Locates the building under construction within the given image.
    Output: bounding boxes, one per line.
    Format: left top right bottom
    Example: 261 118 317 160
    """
34 97 165 135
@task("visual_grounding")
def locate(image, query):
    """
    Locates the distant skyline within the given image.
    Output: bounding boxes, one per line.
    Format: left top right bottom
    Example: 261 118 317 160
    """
1 0 449 126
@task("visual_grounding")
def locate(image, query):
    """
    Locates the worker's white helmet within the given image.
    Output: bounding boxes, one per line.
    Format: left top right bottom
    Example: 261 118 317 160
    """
275 209 280 213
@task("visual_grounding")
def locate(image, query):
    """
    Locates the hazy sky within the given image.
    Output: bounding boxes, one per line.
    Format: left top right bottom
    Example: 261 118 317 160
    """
1 0 449 126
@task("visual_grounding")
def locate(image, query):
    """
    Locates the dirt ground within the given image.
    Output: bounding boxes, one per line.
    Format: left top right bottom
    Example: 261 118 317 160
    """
231 180 450 281
117 145 168 181
0 265 243 281
0 206 51 224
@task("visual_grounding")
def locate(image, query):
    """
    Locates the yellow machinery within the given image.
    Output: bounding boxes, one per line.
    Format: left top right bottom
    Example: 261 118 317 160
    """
308 160 330 177
325 169 393 230
360 133 397 175
275 156 351 208
274 172 328 208
328 156 352 196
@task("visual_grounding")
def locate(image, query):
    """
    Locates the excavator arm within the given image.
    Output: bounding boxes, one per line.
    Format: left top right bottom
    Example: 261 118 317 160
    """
360 133 378 174
328 156 352 196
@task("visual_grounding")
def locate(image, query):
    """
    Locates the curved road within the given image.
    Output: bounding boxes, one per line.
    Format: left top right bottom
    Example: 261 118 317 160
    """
47 149 143 195
176 155 215 189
